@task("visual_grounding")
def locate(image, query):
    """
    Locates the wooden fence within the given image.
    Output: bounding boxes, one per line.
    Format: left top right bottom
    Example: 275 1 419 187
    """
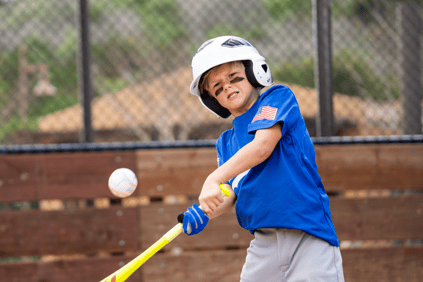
0 143 422 281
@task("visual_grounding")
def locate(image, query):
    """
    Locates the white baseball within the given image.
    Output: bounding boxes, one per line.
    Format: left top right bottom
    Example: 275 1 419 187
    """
108 168 138 198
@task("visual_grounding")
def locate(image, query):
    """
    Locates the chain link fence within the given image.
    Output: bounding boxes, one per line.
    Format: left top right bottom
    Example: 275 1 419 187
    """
0 0 422 145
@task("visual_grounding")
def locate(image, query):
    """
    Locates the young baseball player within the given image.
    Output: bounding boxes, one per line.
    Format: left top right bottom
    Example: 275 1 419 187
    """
181 36 345 282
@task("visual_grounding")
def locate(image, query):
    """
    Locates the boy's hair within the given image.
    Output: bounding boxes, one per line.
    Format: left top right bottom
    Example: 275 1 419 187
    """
199 61 245 96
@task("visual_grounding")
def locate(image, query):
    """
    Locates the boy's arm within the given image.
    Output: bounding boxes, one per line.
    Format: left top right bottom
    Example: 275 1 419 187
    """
200 123 282 215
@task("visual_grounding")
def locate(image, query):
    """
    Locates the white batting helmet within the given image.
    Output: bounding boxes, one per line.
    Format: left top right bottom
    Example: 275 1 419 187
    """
190 36 273 118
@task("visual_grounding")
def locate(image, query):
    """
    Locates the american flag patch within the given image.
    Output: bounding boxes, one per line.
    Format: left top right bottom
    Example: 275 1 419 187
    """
252 106 277 123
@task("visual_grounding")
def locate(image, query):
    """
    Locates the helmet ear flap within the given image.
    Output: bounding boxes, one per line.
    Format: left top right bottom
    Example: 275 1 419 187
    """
242 60 273 89
199 92 231 119
242 60 261 88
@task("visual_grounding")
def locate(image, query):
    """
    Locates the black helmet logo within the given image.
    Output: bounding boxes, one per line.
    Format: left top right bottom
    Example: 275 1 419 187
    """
221 38 251 48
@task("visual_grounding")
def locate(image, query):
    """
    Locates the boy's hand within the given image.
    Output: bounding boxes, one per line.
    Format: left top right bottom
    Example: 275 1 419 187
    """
198 177 225 215
182 203 209 235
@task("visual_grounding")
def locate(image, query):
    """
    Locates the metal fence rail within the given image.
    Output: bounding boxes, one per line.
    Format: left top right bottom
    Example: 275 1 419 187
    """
0 0 422 145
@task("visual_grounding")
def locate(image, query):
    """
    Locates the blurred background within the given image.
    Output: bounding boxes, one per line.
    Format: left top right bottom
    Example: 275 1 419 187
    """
1 0 422 145
1 1 422 281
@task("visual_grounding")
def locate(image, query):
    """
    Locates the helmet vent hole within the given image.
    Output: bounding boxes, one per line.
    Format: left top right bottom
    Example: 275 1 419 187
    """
261 64 268 73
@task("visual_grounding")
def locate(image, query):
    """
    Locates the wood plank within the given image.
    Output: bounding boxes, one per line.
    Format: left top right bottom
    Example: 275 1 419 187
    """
142 249 246 282
0 151 137 202
3 247 421 282
342 247 423 282
0 255 143 282
140 194 423 249
140 194 423 248
0 260 37 282
2 144 422 202
316 144 423 191
143 247 423 282
135 144 423 195
39 151 138 200
136 148 218 196
2 247 421 282
139 202 253 250
0 206 139 257
331 194 423 240
0 155 41 203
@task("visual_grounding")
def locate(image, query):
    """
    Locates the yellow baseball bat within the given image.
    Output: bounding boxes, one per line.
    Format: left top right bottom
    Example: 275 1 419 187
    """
100 184 231 282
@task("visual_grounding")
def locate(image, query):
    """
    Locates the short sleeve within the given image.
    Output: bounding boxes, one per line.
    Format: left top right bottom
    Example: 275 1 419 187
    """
216 136 224 167
247 85 301 136
216 136 233 186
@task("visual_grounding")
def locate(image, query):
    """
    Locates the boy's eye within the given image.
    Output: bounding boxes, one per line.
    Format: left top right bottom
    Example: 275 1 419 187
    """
215 87 223 96
230 77 244 84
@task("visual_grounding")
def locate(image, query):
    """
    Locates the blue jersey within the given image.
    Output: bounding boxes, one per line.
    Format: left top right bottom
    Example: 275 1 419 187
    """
216 85 339 246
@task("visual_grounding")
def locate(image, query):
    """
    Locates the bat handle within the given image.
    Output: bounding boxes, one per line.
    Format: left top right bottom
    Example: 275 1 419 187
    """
177 184 230 223
218 184 231 197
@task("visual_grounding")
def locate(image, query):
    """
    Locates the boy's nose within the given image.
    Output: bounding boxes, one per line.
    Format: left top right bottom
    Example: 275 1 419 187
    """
223 81 232 90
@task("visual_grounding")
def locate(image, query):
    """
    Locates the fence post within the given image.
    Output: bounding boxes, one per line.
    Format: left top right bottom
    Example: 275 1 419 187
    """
79 0 94 142
397 1 422 135
312 0 334 137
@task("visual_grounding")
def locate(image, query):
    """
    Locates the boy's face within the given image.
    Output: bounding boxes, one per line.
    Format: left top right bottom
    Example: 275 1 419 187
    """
206 62 259 117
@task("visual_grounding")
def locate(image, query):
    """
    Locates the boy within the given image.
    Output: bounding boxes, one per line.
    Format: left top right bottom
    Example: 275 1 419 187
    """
181 36 345 282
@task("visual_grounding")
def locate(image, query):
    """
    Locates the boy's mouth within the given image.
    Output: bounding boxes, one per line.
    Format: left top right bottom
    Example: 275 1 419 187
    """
228 92 239 99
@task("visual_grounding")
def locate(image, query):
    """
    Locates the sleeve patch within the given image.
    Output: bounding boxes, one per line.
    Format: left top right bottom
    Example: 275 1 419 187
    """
252 106 277 123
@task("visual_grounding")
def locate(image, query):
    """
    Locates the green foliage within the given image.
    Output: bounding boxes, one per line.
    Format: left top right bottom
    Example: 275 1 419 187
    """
333 49 400 100
144 15 186 50
0 2 31 28
338 0 386 21
0 0 190 143
24 36 55 64
89 0 188 81
0 49 19 81
29 94 78 118
105 0 188 49
25 36 77 93
272 49 400 101
0 81 10 101
263 0 312 21
0 32 79 143
92 37 122 78
88 2 105 23
262 0 423 21
0 116 39 142
21 36 79 116
0 0 189 143
0 255 40 263
56 28 77 63
104 78 129 94
272 56 315 89
91 33 146 93
0 49 19 106
206 24 266 41
138 0 187 50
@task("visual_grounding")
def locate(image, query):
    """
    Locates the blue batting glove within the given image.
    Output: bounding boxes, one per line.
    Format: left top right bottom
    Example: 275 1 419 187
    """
182 203 209 235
